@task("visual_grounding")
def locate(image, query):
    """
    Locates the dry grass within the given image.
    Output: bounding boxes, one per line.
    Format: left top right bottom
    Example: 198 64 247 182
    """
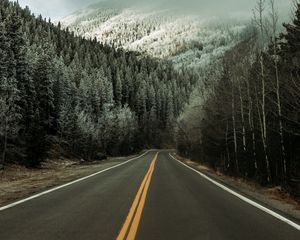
0 159 118 207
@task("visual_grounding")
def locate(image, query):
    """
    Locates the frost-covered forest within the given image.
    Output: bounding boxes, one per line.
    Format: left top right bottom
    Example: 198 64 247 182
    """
177 0 300 196
1 0 300 198
60 2 247 68
0 0 196 167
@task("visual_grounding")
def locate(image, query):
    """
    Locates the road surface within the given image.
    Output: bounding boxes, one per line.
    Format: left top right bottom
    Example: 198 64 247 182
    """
0 151 299 240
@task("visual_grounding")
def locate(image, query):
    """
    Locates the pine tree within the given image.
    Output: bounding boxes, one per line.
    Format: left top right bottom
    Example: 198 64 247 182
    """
0 13 9 169
136 81 147 119
25 110 46 167
0 0 194 165
33 46 55 134
115 70 123 106
0 12 21 169
280 3 300 76
0 13 9 84
124 67 132 104
8 8 28 125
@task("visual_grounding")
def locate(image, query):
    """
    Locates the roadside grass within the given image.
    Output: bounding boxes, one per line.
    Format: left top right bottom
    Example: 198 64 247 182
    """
0 157 119 207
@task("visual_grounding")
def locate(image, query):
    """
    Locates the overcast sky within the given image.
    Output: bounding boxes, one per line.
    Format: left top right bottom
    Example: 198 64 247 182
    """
14 0 293 20
15 0 99 20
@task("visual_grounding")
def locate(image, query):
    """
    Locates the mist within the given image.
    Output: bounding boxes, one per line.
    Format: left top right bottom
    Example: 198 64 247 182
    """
16 0 100 20
15 0 293 20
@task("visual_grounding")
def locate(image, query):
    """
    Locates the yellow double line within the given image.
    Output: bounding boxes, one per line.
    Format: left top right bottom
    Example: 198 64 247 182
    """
116 152 158 240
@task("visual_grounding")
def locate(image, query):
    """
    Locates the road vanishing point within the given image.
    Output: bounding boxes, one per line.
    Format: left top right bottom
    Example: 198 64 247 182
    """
0 151 300 240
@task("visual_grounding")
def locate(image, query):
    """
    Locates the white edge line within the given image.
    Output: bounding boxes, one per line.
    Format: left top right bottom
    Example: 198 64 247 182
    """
169 153 300 231
0 151 151 212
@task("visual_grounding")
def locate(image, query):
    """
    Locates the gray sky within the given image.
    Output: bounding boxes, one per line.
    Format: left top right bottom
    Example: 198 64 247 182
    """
14 0 293 20
15 0 100 20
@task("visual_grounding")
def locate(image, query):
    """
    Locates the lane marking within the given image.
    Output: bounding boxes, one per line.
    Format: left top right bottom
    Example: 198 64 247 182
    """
116 161 153 240
126 155 157 240
169 153 300 231
117 153 158 240
0 151 151 212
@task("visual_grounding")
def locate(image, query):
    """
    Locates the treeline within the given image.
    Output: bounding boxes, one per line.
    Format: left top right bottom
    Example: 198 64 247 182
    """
0 0 195 167
177 0 300 195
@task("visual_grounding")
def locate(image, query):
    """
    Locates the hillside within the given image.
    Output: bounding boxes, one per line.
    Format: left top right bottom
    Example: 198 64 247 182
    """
60 1 248 68
0 0 195 168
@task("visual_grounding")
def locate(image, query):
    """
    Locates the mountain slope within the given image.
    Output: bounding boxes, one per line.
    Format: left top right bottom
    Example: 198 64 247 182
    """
60 1 248 68
0 0 195 166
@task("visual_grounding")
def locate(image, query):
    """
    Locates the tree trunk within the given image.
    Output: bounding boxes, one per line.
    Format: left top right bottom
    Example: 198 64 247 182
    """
277 72 287 179
270 0 287 181
260 55 271 183
1 116 8 171
232 77 239 175
255 79 271 183
225 120 231 170
246 77 258 171
239 78 247 152
239 77 247 176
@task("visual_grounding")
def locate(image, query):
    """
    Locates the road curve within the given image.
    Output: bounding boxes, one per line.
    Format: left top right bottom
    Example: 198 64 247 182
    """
0 151 299 240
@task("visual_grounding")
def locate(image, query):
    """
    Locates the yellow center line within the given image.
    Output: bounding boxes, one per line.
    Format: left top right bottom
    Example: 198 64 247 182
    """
116 152 158 240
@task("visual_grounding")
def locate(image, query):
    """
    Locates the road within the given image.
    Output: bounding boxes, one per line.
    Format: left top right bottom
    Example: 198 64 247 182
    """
0 151 299 240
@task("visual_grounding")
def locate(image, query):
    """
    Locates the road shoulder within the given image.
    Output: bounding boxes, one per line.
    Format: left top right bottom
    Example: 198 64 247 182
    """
0 151 147 208
172 153 300 223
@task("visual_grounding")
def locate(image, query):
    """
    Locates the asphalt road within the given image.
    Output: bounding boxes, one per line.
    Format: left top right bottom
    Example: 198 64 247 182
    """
0 151 300 240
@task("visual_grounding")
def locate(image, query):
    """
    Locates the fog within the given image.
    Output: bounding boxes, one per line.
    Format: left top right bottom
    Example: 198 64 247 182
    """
15 0 293 20
16 0 100 20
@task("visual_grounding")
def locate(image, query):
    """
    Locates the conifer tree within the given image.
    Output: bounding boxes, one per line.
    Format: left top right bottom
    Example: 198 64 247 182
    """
0 0 194 165
115 70 123 106
0 12 21 168
280 3 300 72
33 46 55 134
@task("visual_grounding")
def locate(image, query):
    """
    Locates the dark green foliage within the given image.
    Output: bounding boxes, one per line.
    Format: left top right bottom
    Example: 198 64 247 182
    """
280 4 300 72
0 0 194 166
25 113 46 167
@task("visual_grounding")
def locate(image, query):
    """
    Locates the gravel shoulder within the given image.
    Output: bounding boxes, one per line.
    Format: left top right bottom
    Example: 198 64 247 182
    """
0 152 145 208
174 154 300 223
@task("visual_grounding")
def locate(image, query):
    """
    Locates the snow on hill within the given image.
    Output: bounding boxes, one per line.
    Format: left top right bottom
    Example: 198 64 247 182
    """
60 1 248 68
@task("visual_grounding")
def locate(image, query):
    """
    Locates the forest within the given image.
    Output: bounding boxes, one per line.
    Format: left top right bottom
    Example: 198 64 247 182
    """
0 0 195 167
1 1 300 239
177 0 300 196
1 0 300 198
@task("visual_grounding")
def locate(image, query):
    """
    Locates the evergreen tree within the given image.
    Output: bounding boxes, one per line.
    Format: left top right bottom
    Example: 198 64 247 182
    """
0 0 194 165
33 46 55 134
25 110 46 167
280 3 300 71
115 70 123 106
0 12 20 168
